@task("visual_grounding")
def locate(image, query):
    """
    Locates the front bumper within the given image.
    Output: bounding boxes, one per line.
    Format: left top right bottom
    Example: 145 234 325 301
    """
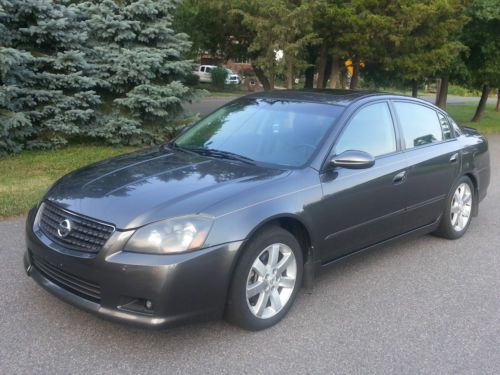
24 207 243 329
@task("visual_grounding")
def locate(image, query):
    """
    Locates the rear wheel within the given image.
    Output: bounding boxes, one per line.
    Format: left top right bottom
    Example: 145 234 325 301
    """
226 226 303 330
434 176 474 239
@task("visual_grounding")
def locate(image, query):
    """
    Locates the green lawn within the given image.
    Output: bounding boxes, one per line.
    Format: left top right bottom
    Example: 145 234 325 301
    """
0 145 138 219
447 103 499 134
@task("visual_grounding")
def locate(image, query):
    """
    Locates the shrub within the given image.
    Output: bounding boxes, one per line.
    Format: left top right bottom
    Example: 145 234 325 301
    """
183 73 200 87
211 67 228 89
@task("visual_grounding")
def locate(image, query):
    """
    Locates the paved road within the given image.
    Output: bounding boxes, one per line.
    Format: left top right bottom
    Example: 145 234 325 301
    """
1 137 499 374
183 94 484 116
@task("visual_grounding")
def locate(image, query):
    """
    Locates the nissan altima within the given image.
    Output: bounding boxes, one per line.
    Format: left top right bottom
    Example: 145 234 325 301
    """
24 90 490 330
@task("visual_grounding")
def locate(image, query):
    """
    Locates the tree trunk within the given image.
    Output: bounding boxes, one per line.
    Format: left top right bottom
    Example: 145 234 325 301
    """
328 55 340 89
252 64 272 91
435 78 441 103
471 84 490 122
496 90 499 112
304 66 314 89
323 57 332 88
411 79 418 97
316 42 327 89
340 68 347 89
286 60 294 89
349 59 360 90
436 75 449 109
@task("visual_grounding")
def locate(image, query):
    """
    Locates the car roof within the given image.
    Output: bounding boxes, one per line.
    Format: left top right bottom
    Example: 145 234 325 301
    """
244 89 426 107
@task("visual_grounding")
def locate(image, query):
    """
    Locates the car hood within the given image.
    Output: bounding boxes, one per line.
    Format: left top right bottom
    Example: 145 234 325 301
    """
45 147 287 229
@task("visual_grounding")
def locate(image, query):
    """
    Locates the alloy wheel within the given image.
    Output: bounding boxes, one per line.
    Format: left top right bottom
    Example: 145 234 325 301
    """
450 182 472 232
246 243 297 319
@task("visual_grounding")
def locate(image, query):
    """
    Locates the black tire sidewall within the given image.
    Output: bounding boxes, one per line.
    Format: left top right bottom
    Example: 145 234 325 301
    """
226 226 304 331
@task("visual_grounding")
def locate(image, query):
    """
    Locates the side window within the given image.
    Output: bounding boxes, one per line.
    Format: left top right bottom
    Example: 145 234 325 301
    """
206 67 212 73
394 102 443 148
200 66 205 72
437 112 453 139
448 116 462 136
335 102 397 157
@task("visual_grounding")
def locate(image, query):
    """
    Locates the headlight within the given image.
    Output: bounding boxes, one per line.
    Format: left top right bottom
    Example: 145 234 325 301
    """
125 215 213 254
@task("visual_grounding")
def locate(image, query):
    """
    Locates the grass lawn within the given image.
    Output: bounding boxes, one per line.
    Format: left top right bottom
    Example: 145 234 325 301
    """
447 103 499 134
0 145 138 219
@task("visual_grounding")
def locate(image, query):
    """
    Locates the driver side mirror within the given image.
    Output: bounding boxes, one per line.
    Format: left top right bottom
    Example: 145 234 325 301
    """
330 150 375 169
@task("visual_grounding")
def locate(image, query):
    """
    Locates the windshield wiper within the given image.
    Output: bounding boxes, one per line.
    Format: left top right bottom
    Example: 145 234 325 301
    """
164 141 192 154
186 147 256 165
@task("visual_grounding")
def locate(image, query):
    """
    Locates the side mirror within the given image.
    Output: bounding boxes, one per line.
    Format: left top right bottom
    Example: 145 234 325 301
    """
330 150 375 169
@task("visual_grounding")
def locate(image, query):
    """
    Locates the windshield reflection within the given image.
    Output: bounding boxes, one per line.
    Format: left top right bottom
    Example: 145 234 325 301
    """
176 98 343 167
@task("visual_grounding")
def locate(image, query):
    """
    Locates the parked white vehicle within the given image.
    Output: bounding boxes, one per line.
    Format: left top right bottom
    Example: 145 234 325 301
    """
194 65 241 84
194 65 216 83
225 68 241 85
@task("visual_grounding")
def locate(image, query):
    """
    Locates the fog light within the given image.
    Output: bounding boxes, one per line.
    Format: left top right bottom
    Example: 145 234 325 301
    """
145 300 153 310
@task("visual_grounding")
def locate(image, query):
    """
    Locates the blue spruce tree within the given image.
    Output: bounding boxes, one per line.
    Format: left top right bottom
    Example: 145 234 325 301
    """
78 0 199 145
1 0 200 153
0 0 101 154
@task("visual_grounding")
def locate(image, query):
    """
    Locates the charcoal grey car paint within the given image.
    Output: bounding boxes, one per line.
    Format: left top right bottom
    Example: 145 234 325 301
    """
24 90 490 328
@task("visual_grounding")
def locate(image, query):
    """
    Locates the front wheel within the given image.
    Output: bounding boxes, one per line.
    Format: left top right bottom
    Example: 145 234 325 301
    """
434 176 474 239
226 226 303 330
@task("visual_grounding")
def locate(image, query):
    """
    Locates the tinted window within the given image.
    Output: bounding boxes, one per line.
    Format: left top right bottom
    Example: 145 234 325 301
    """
200 67 205 72
335 102 396 157
438 112 453 139
176 99 343 167
394 102 443 148
448 116 462 136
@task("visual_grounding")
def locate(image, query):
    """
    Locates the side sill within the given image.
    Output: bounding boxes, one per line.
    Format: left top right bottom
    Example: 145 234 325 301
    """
320 217 440 269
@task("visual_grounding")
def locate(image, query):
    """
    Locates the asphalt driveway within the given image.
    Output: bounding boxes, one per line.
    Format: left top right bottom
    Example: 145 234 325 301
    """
1 136 499 374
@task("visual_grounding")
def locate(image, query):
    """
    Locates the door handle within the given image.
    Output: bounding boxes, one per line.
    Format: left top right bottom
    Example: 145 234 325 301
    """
449 153 459 163
392 170 407 185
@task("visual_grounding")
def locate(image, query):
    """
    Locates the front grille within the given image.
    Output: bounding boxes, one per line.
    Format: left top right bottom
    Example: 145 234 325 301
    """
39 202 115 253
32 254 101 302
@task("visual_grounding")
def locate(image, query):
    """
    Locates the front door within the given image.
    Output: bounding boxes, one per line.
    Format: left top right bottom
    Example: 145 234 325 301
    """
316 101 408 262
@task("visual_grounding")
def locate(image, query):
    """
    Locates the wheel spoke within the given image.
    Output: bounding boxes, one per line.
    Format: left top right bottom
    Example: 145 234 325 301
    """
278 276 295 289
268 244 280 267
254 290 270 317
247 280 266 298
463 192 472 205
276 252 292 274
269 289 282 311
252 259 267 277
451 203 460 215
458 214 465 230
451 213 459 226
458 186 465 200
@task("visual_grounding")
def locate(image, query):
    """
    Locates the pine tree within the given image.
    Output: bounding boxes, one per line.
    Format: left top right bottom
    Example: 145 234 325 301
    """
0 0 100 154
78 0 198 145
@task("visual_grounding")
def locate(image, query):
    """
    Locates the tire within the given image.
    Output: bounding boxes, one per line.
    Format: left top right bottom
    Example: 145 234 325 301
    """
225 226 303 331
434 176 474 239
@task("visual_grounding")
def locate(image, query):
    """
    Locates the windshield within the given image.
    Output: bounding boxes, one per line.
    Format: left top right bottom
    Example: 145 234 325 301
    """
175 98 343 167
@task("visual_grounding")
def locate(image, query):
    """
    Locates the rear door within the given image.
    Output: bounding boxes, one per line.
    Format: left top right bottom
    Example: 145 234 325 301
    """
317 101 408 262
392 101 461 231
